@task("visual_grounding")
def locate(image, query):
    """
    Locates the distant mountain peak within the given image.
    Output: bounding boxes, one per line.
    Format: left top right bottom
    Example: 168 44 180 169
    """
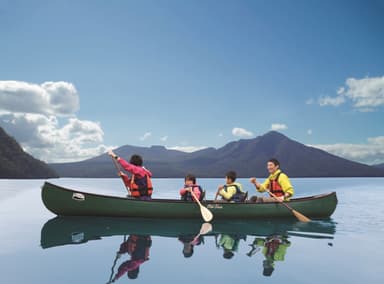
50 130 384 178
261 130 288 140
150 145 167 150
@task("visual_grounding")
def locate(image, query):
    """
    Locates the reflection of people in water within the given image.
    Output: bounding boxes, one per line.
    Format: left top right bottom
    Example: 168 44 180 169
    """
217 234 246 259
248 235 291 276
178 234 204 258
110 235 152 281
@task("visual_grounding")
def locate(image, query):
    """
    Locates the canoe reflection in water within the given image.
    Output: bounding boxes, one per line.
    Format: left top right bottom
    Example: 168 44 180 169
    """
108 235 152 282
40 217 336 279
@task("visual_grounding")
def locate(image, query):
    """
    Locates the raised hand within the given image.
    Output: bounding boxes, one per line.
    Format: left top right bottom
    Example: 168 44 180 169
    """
108 149 115 157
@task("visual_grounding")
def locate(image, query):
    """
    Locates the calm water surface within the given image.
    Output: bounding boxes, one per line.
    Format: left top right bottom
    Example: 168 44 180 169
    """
0 178 383 284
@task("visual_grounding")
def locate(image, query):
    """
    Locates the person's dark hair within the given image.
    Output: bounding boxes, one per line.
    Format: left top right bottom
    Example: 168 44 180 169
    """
223 250 234 259
226 171 237 182
268 158 280 167
130 154 143 166
185 174 196 184
183 246 194 258
128 267 140 279
263 260 274 276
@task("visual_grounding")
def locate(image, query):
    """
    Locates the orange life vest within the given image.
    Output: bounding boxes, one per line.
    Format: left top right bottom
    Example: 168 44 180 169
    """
268 172 284 197
130 174 153 197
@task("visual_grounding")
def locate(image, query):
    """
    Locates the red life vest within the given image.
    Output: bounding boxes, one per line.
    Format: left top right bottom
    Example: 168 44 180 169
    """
129 174 153 198
266 239 281 257
268 172 284 197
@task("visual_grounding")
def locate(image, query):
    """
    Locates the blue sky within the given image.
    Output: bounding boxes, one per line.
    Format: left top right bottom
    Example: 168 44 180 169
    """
0 0 383 164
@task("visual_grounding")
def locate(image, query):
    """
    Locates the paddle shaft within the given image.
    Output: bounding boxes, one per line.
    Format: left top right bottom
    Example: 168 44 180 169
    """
111 157 131 194
265 189 294 211
265 189 311 222
107 235 127 284
107 253 119 283
190 189 204 208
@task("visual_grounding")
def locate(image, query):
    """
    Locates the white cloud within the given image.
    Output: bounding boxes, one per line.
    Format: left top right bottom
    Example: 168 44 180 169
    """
0 113 108 163
311 136 384 165
167 146 208 153
316 76 384 111
0 80 79 116
307 129 313 135
139 132 152 141
337 87 345 95
271 123 288 131
306 98 314 105
318 95 345 106
367 136 384 145
160 136 168 142
232 127 253 138
0 80 111 163
343 77 384 108
218 133 224 137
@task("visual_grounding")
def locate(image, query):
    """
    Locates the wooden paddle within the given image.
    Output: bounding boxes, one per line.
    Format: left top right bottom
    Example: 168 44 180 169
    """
265 189 311 222
190 222 213 244
190 189 213 222
111 156 131 195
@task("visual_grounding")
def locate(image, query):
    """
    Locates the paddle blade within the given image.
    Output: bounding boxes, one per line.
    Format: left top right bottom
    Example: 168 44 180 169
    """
200 206 213 222
200 222 213 235
292 209 311 223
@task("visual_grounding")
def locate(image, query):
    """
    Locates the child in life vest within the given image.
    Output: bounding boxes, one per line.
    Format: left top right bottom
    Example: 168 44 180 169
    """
179 174 203 202
215 171 246 202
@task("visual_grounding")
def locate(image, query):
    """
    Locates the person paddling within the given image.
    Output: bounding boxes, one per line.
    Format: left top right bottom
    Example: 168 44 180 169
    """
179 174 204 202
215 171 246 202
108 150 153 200
249 158 294 203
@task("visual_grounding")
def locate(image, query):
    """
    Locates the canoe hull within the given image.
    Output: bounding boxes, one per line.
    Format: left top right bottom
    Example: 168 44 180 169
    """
41 182 337 219
41 216 336 249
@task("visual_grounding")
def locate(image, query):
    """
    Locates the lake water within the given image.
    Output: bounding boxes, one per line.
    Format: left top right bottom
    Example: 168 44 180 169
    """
0 177 383 284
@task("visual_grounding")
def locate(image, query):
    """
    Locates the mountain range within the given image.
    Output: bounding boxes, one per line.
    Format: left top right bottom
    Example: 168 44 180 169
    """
0 127 58 179
50 131 384 178
374 163 384 169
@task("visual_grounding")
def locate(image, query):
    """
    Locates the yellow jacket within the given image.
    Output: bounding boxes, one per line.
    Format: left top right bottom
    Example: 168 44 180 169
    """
255 237 291 261
219 182 244 201
258 169 294 200
219 234 239 251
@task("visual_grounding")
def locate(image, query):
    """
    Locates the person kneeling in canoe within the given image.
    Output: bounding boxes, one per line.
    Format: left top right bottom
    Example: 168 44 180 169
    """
249 158 294 203
179 174 204 202
109 235 152 282
215 171 246 202
108 150 153 200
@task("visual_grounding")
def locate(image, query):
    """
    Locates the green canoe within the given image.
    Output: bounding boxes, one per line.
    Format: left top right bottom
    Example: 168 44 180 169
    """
41 182 337 219
41 216 336 249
